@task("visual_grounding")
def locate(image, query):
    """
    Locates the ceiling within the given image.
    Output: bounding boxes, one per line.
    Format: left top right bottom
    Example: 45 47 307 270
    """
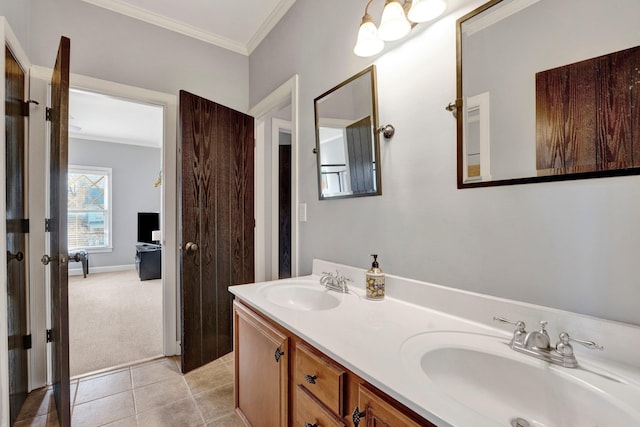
69 89 164 148
81 0 297 55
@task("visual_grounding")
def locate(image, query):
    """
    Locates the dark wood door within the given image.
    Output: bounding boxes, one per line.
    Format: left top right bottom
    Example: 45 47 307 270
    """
5 45 28 425
278 145 291 279
179 90 254 373
48 36 71 426
346 116 375 194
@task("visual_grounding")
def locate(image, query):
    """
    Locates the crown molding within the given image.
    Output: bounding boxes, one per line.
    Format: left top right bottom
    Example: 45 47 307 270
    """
247 0 297 54
462 0 539 36
81 0 249 55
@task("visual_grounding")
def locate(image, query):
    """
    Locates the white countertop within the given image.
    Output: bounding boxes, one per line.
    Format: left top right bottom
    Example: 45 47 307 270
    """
229 261 640 427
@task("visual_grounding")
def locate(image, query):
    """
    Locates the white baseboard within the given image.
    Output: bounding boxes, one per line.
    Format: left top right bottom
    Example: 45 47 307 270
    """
69 264 136 276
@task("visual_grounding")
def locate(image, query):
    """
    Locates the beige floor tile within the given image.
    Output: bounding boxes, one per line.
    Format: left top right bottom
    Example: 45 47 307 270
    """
133 375 190 413
14 414 48 427
132 358 181 388
205 412 245 427
136 397 204 427
102 415 138 426
193 383 235 422
184 361 233 395
15 387 53 421
72 390 135 427
75 369 132 404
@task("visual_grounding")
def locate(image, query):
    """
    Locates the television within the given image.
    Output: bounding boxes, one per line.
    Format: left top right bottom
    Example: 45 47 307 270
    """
137 212 160 244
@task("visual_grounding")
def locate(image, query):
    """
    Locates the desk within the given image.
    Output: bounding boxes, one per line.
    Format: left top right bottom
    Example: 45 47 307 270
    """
135 244 161 280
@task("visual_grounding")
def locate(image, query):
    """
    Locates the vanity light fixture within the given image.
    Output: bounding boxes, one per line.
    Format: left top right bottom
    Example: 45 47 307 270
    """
354 0 447 57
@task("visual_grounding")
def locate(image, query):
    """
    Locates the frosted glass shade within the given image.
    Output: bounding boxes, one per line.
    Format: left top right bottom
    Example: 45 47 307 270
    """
408 0 447 23
378 0 411 41
354 17 384 57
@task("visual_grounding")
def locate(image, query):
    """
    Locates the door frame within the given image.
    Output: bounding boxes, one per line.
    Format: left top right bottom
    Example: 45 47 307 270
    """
250 75 299 282
0 16 32 427
28 67 180 387
270 118 292 279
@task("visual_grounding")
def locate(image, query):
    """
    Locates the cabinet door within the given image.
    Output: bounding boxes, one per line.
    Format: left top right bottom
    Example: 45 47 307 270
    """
354 384 427 427
234 301 288 427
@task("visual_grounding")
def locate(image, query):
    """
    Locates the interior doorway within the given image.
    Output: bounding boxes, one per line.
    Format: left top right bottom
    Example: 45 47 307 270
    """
272 118 292 279
66 88 165 376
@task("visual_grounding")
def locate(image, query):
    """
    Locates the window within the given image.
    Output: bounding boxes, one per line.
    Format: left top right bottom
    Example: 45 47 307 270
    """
68 166 112 251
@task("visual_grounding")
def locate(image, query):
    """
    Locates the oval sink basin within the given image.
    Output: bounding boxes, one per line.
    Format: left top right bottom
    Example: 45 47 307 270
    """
258 281 357 311
401 332 640 426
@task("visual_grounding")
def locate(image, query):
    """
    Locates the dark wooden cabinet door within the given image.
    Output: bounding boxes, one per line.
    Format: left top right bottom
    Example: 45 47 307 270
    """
49 36 71 427
5 45 28 425
179 90 254 373
278 145 291 279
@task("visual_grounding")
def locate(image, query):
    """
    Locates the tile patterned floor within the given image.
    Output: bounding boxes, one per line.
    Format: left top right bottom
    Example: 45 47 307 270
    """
14 354 244 427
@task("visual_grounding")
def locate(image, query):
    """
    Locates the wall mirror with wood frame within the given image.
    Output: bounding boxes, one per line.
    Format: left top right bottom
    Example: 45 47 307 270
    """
314 65 382 199
456 0 640 188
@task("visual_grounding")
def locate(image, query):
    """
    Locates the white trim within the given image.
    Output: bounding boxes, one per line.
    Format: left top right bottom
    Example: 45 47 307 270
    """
69 264 134 276
271 119 292 280
254 120 266 281
250 75 300 281
80 0 248 55
463 92 491 183
247 0 297 54
462 0 540 36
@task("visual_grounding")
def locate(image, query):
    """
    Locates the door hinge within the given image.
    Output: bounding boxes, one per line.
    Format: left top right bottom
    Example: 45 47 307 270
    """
45 218 52 232
46 107 52 122
22 99 40 117
46 329 52 343
23 334 32 350
7 218 29 233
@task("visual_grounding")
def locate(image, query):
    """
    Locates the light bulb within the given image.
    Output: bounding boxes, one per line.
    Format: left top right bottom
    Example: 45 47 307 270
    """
353 15 384 57
408 0 447 23
378 0 411 41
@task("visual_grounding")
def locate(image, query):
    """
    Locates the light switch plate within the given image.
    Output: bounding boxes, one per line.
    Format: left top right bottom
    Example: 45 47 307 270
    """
299 203 307 222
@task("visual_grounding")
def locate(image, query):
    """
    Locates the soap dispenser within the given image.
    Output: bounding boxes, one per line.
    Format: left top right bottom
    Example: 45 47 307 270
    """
366 254 385 300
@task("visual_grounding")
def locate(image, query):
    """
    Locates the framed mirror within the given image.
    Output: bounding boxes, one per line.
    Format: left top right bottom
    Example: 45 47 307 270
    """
314 65 382 199
456 0 640 188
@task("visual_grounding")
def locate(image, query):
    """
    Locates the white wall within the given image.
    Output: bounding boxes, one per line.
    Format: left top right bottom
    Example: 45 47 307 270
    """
69 138 161 268
249 0 640 326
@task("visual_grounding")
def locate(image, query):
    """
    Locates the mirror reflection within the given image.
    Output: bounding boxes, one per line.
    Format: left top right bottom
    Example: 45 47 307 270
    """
314 65 382 199
457 0 640 188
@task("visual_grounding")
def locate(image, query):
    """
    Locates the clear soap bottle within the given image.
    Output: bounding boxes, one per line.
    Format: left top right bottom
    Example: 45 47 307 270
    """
366 254 385 300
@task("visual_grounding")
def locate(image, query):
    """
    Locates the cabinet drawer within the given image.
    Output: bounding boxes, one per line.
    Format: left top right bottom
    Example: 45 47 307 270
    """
295 385 346 427
295 342 346 416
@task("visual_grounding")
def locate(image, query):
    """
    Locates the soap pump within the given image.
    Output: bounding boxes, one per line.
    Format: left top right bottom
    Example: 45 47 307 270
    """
366 254 385 300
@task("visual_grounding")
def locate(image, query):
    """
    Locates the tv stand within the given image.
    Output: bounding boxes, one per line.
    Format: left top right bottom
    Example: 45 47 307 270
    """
135 244 161 280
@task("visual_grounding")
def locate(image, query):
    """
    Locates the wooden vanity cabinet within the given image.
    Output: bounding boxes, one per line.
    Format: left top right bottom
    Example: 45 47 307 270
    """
234 301 289 427
233 300 434 427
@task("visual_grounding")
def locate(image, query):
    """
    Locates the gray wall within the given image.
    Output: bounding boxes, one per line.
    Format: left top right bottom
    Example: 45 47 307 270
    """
69 138 161 268
1 1 30 51
250 0 640 326
17 0 248 112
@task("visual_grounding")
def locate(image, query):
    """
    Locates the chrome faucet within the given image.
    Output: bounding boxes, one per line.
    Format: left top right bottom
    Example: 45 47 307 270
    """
494 317 604 368
320 270 352 293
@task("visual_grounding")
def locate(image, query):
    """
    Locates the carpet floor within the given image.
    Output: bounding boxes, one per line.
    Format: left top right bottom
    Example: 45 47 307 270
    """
69 269 163 377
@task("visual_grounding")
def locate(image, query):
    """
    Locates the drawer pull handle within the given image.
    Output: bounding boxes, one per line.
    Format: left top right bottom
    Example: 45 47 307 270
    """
304 374 317 384
352 406 366 426
274 347 285 362
305 424 318 427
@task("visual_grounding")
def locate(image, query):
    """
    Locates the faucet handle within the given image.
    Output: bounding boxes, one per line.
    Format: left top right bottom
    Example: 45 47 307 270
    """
557 332 604 352
493 317 526 332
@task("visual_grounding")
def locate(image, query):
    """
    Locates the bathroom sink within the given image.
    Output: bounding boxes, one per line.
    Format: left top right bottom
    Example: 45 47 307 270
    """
401 332 640 427
258 281 357 311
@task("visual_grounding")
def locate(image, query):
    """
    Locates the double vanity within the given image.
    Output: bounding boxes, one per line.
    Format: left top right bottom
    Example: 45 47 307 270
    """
229 260 640 426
